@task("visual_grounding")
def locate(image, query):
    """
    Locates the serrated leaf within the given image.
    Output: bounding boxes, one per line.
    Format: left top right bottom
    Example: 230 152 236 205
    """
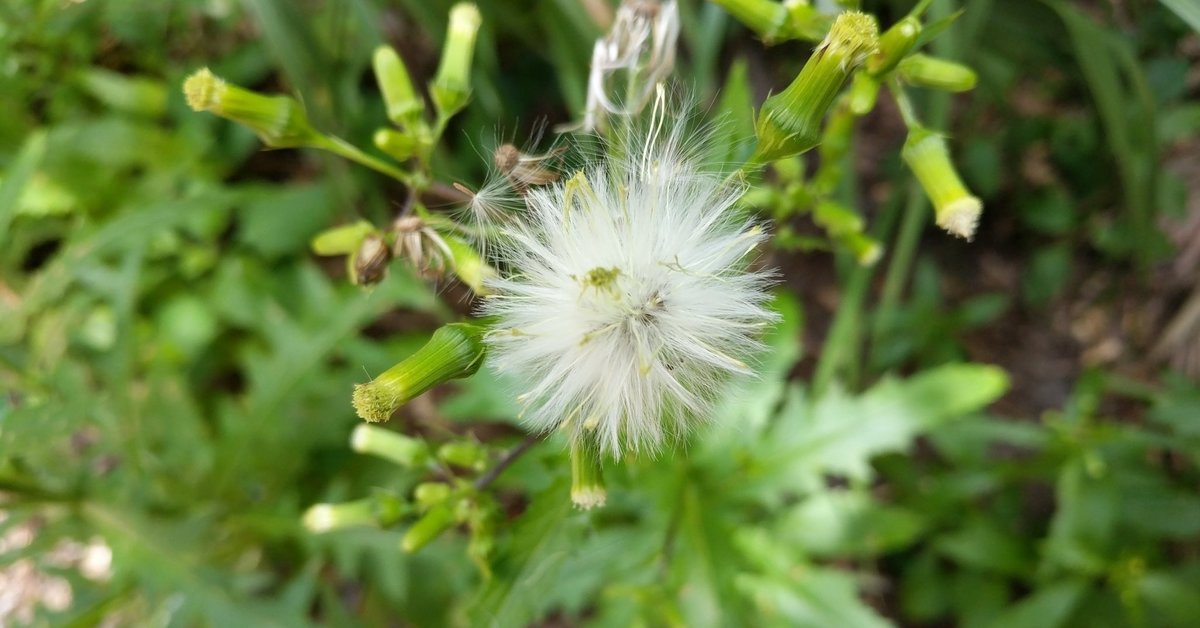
756 364 1009 493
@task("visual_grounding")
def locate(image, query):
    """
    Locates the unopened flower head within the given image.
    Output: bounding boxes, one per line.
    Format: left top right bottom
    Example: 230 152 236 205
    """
583 0 680 131
483 91 777 456
902 127 983 240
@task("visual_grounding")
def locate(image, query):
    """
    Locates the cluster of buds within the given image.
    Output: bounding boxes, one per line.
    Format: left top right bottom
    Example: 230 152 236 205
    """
304 425 500 566
726 2 985 240
582 0 680 132
309 211 493 293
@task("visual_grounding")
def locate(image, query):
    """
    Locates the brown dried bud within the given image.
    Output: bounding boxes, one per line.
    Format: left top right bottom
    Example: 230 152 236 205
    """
493 143 562 193
353 234 392 285
392 216 451 277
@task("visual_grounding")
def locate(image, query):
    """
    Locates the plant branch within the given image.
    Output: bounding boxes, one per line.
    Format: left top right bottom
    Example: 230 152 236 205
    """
474 434 540 490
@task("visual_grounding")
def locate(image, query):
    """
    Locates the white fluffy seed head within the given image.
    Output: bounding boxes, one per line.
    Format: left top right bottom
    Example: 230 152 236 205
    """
482 96 777 457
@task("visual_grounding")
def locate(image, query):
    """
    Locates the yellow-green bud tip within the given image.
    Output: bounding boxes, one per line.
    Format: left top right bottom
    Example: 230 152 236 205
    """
302 505 337 532
349 424 372 451
824 11 880 64
449 3 482 34
571 487 607 510
937 197 983 241
183 68 224 112
353 382 401 423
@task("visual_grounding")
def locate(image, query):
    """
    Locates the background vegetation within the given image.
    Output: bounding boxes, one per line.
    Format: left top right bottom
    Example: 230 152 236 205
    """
1 0 1198 625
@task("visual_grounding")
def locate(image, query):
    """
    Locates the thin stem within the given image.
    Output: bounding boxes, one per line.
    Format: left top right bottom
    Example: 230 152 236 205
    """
888 79 921 129
813 263 870 396
474 435 539 490
317 135 415 185
870 183 927 357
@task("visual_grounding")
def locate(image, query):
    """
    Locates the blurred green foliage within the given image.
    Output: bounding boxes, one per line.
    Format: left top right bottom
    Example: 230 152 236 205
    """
1 0 1198 626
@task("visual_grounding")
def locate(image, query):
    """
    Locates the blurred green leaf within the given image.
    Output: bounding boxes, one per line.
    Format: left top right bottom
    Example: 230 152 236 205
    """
1160 0 1200 33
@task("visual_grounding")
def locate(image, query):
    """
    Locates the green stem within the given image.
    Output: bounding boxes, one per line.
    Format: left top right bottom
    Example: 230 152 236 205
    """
813 262 870 397
889 79 921 129
871 182 927 348
317 135 414 185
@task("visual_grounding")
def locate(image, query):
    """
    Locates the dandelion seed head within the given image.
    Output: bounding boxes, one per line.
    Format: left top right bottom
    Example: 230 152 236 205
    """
482 97 777 457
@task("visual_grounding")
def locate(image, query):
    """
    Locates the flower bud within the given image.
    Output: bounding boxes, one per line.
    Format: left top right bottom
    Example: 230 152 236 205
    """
813 200 863 236
350 424 430 467
444 235 495 295
183 68 321 148
351 233 392 286
848 72 880 116
311 221 377 256
837 231 883 266
352 323 487 422
902 127 982 240
373 45 424 127
304 495 407 532
866 16 921 76
753 12 879 162
303 499 375 533
898 54 978 92
711 0 831 43
373 128 417 162
569 439 606 510
402 503 457 552
431 3 482 117
414 482 452 510
437 441 488 472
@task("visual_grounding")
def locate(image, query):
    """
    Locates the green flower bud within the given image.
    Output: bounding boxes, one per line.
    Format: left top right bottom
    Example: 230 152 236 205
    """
350 424 431 467
848 72 880 116
183 68 321 148
402 503 456 552
711 0 831 43
569 439 606 510
444 235 495 295
837 231 883 266
813 200 863 236
373 46 424 127
311 220 377 256
302 493 407 531
431 3 482 118
902 127 982 240
898 54 978 92
437 441 488 472
414 482 452 510
352 323 487 422
866 16 921 76
753 12 879 162
373 128 417 162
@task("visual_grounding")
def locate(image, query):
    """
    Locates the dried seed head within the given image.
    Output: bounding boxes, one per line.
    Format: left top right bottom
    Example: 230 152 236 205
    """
482 99 778 457
493 144 521 173
392 215 453 277
583 0 680 131
492 143 563 194
353 234 392 285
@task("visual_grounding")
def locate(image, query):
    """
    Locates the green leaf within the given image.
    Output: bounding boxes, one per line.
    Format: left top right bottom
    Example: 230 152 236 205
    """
470 476 575 627
1161 0 1200 34
735 557 893 628
935 518 1033 577
0 130 47 244
1046 0 1161 263
986 579 1089 628
781 489 928 557
712 59 757 171
756 364 1009 492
